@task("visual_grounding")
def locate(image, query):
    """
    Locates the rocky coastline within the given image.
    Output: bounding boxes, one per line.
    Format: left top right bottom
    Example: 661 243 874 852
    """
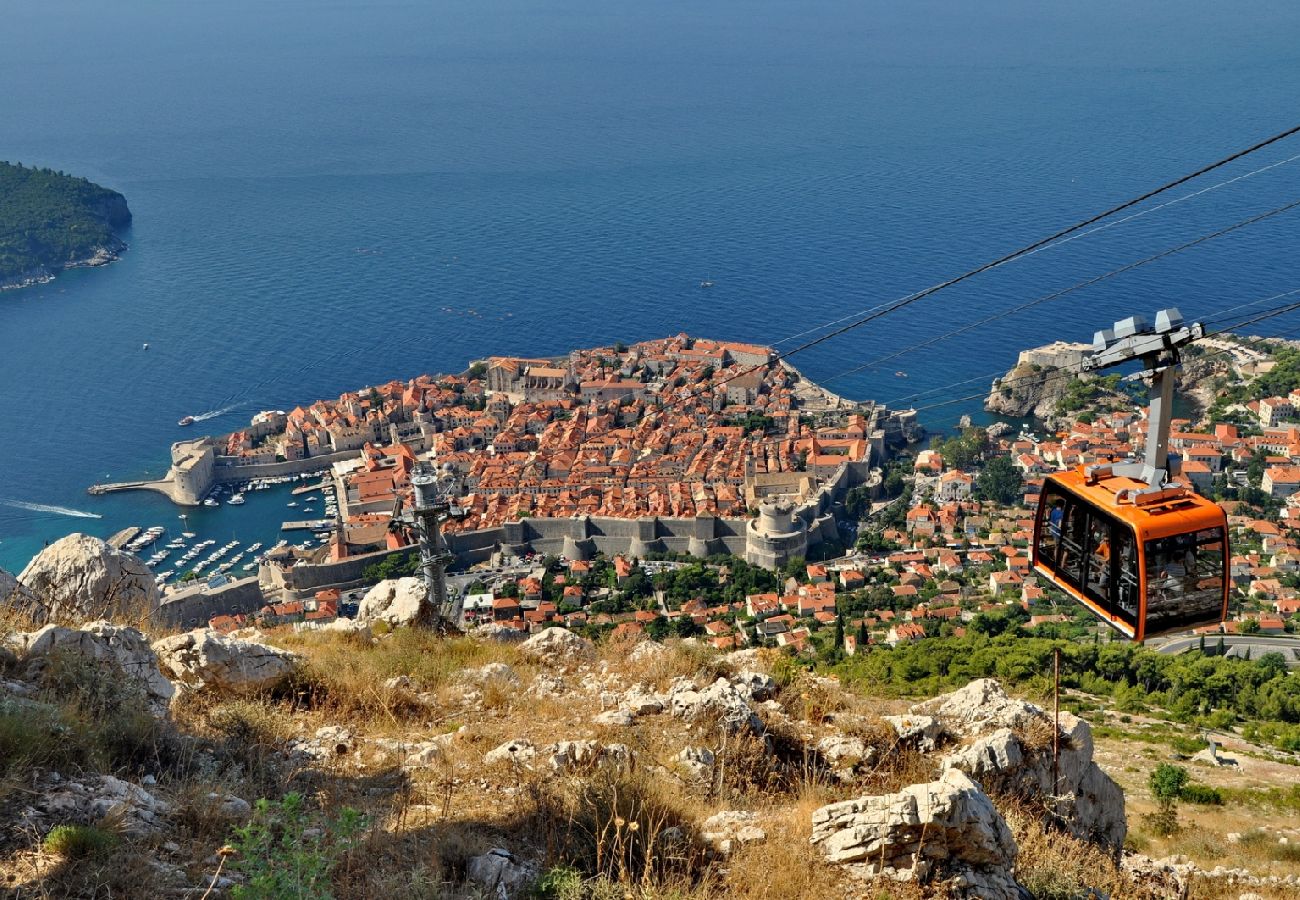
0 241 127 292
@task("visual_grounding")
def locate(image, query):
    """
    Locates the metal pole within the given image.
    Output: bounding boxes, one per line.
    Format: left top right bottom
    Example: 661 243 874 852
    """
1142 362 1176 486
1052 646 1061 804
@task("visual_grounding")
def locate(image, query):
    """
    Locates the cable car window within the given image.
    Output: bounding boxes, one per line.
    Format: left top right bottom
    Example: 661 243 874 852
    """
1082 512 1138 629
1144 527 1226 634
1057 499 1088 587
1037 488 1068 568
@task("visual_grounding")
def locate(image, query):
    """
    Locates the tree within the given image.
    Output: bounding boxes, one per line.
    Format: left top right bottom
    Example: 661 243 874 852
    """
1146 764 1189 835
975 455 1023 506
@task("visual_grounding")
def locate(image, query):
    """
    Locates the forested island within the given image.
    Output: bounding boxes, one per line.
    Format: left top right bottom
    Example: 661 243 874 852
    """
0 162 132 289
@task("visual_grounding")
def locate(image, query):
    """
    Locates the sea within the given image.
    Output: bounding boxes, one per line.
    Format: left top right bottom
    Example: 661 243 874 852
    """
2 0 1299 574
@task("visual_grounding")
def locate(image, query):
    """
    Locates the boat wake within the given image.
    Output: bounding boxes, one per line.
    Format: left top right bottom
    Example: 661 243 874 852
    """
192 404 240 422
0 499 102 519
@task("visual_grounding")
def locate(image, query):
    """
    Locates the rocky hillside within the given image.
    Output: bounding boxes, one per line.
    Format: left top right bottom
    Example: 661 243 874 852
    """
0 162 131 289
3 580 1299 899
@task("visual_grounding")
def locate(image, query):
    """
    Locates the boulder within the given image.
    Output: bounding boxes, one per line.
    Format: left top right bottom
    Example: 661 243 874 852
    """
0 566 44 620
461 662 520 686
910 678 1042 738
152 630 299 696
356 577 429 627
676 746 716 780
470 622 528 643
941 714 1126 852
547 740 634 773
518 627 593 664
731 670 778 701
593 709 635 727
670 677 762 733
16 534 161 624
882 714 945 752
13 621 175 715
811 768 1018 898
20 774 171 838
484 738 537 768
817 735 874 771
621 685 666 717
701 810 767 855
466 848 536 899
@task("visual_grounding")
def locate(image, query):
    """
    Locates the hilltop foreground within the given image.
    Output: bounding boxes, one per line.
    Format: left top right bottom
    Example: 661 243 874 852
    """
2 585 1299 900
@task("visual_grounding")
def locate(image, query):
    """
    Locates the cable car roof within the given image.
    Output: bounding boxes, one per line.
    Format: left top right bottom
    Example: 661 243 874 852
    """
1046 467 1226 542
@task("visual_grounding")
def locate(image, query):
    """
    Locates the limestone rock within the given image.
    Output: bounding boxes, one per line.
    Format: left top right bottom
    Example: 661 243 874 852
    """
620 685 666 717
470 622 528 643
152 630 299 696
731 670 777 701
519 627 593 664
356 577 429 627
817 735 873 771
882 714 945 752
484 738 537 767
17 533 161 624
547 740 634 773
676 746 716 779
670 676 762 733
462 661 520 685
811 768 1018 898
323 617 372 639
942 713 1126 852
593 709 635 727
21 774 171 838
206 793 252 819
0 566 43 620
701 810 767 855
910 678 1043 738
466 848 536 899
15 620 174 714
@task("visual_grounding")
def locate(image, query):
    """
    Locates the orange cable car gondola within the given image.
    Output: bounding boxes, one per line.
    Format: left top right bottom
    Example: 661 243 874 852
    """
1028 308 1230 641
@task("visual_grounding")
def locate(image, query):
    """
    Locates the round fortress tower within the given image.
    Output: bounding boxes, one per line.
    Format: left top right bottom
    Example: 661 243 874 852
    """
745 497 808 570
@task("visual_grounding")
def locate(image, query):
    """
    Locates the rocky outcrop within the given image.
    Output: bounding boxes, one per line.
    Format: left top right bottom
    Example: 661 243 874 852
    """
151 630 298 696
466 848 536 899
518 627 593 664
16 534 161 624
700 810 767 855
12 621 174 715
19 773 171 838
0 566 43 619
356 577 429 627
669 676 763 734
811 768 1018 898
922 680 1126 852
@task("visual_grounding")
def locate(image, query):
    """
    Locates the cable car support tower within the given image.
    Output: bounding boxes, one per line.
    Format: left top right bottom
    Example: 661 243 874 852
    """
1080 307 1204 494
392 462 465 633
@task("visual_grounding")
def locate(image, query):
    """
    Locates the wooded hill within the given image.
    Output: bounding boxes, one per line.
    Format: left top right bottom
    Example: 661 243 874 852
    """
0 162 131 283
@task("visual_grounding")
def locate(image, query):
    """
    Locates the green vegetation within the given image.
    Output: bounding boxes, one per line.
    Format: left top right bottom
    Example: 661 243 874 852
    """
833 631 1300 750
931 427 987 470
975 454 1023 505
228 793 366 900
361 551 418 582
1055 374 1122 414
1146 763 1188 835
42 824 119 860
0 161 131 282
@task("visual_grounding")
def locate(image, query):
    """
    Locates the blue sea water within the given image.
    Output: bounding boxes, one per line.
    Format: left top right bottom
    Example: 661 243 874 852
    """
2 0 1300 572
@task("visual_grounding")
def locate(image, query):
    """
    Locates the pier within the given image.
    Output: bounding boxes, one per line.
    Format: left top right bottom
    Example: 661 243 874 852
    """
282 519 333 532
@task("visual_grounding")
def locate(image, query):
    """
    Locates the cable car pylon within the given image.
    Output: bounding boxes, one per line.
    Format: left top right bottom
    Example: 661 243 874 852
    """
1031 307 1230 642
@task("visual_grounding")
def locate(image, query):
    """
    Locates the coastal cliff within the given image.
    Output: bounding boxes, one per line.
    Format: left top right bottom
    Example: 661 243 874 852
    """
0 162 132 290
985 340 1128 420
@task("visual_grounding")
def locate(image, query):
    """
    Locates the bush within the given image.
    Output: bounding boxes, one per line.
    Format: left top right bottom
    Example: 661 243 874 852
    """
228 793 366 900
1179 783 1223 805
43 824 118 859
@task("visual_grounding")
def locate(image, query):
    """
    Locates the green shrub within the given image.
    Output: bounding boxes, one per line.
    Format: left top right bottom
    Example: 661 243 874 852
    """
1179 783 1223 805
229 793 366 900
43 824 118 859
